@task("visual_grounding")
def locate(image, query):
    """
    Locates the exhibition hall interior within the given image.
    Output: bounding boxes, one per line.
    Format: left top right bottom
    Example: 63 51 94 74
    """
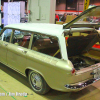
0 0 100 100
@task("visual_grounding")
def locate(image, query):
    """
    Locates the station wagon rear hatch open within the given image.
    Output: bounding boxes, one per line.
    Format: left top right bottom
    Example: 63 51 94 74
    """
63 6 100 29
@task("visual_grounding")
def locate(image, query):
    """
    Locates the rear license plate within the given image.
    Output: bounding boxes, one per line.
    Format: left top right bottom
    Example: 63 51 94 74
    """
94 68 100 79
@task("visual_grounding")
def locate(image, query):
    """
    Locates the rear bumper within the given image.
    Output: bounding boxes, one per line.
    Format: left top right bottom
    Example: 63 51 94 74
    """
65 77 100 91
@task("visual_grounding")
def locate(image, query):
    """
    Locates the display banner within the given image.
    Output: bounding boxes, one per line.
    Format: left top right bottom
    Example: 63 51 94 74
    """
8 0 13 2
84 0 90 11
66 0 77 10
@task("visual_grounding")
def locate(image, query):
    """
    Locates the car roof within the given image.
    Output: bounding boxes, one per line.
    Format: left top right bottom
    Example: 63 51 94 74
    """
5 23 64 37
5 23 95 37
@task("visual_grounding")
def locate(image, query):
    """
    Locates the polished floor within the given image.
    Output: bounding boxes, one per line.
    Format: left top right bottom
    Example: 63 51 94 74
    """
0 63 100 100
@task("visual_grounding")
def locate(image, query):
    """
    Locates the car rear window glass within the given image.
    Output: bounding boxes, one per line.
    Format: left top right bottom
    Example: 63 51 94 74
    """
31 34 61 59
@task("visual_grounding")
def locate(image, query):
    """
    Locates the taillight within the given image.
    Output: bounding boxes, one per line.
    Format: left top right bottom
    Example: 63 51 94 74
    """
71 68 75 74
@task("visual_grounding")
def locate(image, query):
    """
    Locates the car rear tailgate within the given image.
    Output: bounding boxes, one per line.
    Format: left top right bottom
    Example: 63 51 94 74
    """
76 63 100 80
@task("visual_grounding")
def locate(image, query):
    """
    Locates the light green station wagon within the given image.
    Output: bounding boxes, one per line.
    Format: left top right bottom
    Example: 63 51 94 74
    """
1 6 100 94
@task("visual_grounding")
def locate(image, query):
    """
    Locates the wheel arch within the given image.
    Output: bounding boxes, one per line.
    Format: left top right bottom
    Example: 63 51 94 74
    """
25 68 50 94
25 68 49 85
25 68 44 77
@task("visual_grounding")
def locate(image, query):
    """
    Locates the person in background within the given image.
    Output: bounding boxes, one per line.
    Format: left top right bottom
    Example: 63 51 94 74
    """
60 13 67 22
55 14 59 21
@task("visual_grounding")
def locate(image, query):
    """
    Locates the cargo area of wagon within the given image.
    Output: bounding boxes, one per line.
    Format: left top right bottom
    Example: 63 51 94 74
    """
65 30 100 71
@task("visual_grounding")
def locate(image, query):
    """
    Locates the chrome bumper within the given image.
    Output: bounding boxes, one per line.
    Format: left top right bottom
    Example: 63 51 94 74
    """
65 78 100 91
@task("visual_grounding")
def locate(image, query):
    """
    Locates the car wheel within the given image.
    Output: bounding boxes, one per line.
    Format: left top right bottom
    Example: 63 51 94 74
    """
28 70 50 94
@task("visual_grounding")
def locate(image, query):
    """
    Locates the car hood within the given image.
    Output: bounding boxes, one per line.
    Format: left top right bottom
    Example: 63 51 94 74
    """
63 6 100 29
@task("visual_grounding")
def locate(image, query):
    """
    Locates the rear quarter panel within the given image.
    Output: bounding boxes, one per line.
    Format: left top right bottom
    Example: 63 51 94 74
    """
25 49 74 91
24 49 93 91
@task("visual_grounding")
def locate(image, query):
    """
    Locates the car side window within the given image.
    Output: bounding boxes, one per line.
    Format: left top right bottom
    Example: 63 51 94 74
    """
31 34 61 59
11 30 31 48
0 29 12 42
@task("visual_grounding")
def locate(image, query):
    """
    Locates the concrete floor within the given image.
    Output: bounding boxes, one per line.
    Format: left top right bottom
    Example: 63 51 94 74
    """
0 63 100 100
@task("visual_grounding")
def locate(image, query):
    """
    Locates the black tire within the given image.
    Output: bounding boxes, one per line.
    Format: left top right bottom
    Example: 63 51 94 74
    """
28 70 50 94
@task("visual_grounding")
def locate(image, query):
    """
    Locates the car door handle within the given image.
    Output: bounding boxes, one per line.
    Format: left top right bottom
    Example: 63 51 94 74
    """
22 50 27 54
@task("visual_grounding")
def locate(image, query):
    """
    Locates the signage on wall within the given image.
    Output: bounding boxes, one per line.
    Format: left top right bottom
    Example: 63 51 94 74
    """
66 0 77 10
8 0 13 2
84 0 90 11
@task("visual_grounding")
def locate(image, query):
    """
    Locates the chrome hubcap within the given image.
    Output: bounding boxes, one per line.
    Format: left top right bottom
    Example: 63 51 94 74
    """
31 73 42 90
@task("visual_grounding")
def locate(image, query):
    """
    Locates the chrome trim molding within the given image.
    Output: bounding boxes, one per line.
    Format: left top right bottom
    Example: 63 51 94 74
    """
65 78 100 90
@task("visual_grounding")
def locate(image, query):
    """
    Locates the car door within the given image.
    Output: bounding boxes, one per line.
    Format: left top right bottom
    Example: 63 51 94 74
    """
7 29 32 73
0 29 12 65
